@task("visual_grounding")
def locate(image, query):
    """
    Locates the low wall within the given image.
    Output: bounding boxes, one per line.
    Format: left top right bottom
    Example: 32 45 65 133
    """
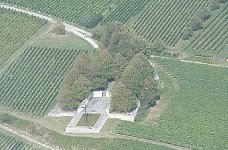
108 113 135 122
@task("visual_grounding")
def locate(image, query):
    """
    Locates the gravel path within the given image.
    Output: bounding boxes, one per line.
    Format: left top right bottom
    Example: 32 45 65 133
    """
0 124 62 150
0 4 99 49
151 55 228 68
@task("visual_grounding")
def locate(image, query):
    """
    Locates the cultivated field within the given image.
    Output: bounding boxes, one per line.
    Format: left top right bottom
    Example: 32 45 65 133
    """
0 7 46 65
0 47 84 116
0 0 110 25
101 0 150 24
116 58 228 149
186 4 228 56
0 128 44 150
132 0 209 46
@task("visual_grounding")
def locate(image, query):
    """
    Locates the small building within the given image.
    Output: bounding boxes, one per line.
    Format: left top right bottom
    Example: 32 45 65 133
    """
93 91 103 98
93 91 111 98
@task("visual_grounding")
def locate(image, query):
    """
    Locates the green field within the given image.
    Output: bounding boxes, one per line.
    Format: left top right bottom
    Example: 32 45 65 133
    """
0 128 45 150
0 0 110 25
132 0 209 46
116 58 228 149
0 47 84 116
186 4 228 56
0 7 46 65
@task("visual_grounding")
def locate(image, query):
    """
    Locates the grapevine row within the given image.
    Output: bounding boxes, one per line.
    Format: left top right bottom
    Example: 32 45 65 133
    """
186 5 228 55
0 128 44 150
101 0 150 24
0 7 46 65
132 0 209 46
0 47 84 116
116 58 228 149
0 0 110 25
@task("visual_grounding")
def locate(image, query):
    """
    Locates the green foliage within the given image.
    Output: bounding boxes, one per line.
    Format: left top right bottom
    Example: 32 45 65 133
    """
114 53 128 77
117 58 228 149
121 64 143 96
70 77 92 103
83 13 104 28
182 28 193 40
94 22 148 60
0 47 81 116
0 7 46 65
52 21 66 35
152 39 166 53
60 48 115 110
0 113 16 124
186 5 227 55
140 76 158 107
197 8 211 21
111 82 137 112
132 0 209 46
209 0 220 11
190 16 203 31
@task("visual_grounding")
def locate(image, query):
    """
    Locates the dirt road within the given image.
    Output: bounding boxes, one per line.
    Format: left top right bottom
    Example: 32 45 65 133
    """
0 124 61 150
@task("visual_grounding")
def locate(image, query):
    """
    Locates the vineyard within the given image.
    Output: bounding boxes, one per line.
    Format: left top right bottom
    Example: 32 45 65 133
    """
0 47 84 116
101 0 150 24
116 58 228 149
0 128 44 150
0 7 46 65
132 0 209 46
186 4 228 56
0 0 110 25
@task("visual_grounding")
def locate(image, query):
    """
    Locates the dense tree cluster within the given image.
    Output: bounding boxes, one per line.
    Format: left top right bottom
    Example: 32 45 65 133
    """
59 49 115 111
59 22 159 117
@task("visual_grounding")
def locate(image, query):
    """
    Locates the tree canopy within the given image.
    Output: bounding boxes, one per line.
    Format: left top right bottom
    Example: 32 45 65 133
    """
111 82 137 112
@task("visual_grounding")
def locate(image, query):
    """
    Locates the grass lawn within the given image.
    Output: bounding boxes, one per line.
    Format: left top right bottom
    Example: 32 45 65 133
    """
77 114 100 127
0 113 174 150
32 24 94 50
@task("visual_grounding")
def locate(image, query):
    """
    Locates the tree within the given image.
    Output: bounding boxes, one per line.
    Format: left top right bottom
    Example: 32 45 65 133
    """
69 77 92 104
82 13 104 28
182 27 193 40
121 64 143 97
140 76 159 107
52 21 66 35
219 0 227 3
197 8 211 21
114 53 128 77
129 53 154 79
153 39 166 53
209 0 220 11
111 82 137 112
189 16 203 31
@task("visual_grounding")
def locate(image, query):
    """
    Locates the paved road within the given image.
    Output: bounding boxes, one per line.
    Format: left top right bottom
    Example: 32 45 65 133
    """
0 4 99 49
0 124 61 150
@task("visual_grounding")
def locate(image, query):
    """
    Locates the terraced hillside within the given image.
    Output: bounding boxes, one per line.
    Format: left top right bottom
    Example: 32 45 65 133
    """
0 0 110 25
186 4 228 56
116 58 228 149
0 47 84 116
0 7 46 65
0 128 45 150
